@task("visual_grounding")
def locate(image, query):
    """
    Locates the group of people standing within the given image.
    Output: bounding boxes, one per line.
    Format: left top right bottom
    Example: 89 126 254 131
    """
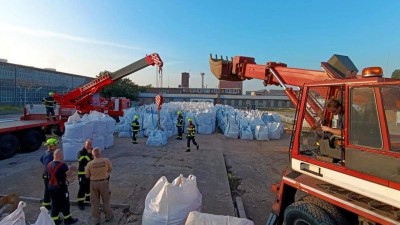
131 111 200 152
40 139 113 225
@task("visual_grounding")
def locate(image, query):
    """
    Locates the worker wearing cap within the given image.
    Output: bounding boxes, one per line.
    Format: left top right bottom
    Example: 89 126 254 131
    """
76 139 93 210
47 149 78 225
176 111 184 140
186 118 199 152
42 92 57 121
131 115 140 144
85 147 113 225
40 137 59 210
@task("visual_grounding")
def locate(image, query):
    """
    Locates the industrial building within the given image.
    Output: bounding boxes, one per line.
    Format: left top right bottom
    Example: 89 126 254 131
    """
0 61 291 109
0 60 93 105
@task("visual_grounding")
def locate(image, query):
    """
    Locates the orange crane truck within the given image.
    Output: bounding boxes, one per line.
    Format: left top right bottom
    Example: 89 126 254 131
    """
210 54 400 225
0 53 163 160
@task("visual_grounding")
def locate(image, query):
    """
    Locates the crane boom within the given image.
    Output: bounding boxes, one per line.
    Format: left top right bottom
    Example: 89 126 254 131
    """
54 53 163 112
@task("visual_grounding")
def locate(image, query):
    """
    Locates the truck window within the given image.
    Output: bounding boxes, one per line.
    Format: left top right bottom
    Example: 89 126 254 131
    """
299 86 329 155
298 85 346 163
349 87 382 149
381 86 400 152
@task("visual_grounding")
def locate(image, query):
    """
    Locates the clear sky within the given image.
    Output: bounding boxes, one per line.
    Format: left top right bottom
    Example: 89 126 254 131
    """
1 1 399 92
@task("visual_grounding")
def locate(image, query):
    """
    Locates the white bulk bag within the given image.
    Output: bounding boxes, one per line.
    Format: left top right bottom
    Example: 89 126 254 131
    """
267 122 283 140
255 125 269 141
146 130 168 147
104 115 116 134
62 137 84 162
0 201 26 225
185 211 254 225
93 120 107 137
142 175 202 225
64 121 84 141
105 133 114 149
92 135 105 150
82 121 95 140
67 111 81 123
32 207 53 225
224 123 239 139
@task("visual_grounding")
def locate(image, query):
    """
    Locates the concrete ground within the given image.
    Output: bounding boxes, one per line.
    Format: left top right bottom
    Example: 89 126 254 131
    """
0 132 290 225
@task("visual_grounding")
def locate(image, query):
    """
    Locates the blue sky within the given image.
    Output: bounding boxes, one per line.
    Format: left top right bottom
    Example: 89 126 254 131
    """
1 1 399 92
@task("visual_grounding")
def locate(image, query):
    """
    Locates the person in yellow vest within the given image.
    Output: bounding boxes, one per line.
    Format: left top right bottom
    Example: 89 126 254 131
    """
42 92 57 121
131 115 140 144
186 118 199 152
176 111 184 140
76 139 93 210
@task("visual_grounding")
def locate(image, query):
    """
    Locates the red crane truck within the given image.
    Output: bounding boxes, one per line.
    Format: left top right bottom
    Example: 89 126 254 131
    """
210 54 400 225
0 53 163 160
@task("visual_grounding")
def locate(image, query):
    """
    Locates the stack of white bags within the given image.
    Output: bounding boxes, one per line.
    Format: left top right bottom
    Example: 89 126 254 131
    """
62 111 116 162
115 102 283 146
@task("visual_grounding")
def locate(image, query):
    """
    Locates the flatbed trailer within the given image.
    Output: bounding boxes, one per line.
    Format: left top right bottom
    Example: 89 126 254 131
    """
0 112 58 160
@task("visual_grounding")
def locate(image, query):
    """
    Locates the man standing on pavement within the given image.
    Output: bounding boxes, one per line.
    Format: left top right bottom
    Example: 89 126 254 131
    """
85 147 113 225
42 92 57 121
131 115 140 144
176 111 184 140
186 118 199 152
47 149 78 225
40 137 59 210
76 139 93 210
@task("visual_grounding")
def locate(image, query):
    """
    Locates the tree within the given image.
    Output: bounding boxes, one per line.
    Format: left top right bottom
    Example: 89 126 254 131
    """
392 69 400 79
101 78 141 100
96 71 151 100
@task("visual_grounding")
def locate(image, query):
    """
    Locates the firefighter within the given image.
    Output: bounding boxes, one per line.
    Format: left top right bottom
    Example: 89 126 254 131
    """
39 137 59 210
186 118 199 152
131 115 140 144
47 149 78 225
76 139 93 210
42 92 57 121
176 111 184 140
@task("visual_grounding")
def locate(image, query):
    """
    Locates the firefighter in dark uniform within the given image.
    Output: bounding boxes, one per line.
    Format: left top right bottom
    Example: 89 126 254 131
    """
176 111 184 140
76 139 93 210
42 92 57 121
131 115 140 144
40 137 59 210
186 118 199 152
47 149 78 225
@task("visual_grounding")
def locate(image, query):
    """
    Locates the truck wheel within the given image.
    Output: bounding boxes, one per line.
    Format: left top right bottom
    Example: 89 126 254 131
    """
299 195 349 225
0 134 19 160
284 201 336 225
20 129 44 153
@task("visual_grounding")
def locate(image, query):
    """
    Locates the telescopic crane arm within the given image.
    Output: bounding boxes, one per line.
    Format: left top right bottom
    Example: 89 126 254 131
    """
54 53 163 110
209 54 349 127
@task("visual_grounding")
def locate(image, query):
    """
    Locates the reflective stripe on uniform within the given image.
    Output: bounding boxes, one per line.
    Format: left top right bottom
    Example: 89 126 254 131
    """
78 156 91 162
52 216 60 220
64 214 71 219
78 171 86 175
42 202 51 206
77 197 85 201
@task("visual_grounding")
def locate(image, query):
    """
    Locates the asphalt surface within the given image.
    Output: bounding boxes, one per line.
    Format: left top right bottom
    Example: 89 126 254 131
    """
0 132 290 225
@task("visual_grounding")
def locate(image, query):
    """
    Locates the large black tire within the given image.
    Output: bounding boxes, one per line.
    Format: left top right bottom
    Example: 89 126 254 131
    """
19 129 45 153
299 195 349 225
284 201 336 225
0 134 19 160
